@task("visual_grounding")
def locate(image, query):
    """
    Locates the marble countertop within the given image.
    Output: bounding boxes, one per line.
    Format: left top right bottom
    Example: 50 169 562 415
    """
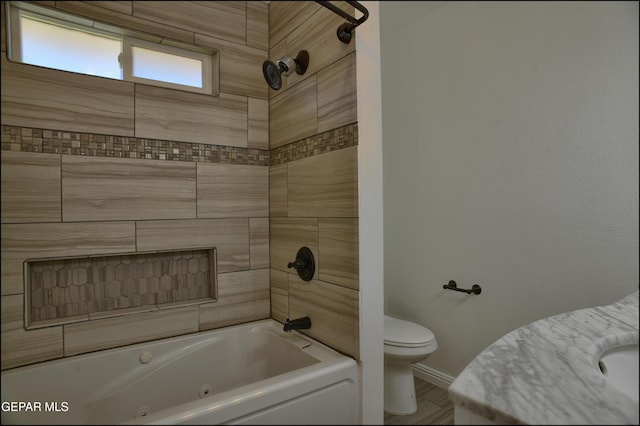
449 290 639 425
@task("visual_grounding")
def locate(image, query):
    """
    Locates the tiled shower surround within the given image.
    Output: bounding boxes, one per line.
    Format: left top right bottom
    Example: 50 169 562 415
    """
26 248 216 326
4 118 358 328
1 1 360 371
2 120 358 325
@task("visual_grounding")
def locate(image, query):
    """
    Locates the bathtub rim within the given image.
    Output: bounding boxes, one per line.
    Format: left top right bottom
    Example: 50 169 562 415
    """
1 319 348 376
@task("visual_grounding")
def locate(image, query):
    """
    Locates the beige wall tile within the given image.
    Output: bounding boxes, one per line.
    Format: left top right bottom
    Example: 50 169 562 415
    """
250 218 269 270
1 57 135 136
319 219 359 290
317 52 358 133
247 1 269 51
90 1 132 15
195 34 268 99
62 156 196 222
1 326 63 370
198 268 270 330
248 98 269 149
269 1 318 47
289 275 359 359
330 1 357 14
197 163 268 218
135 86 248 147
269 164 288 217
285 6 355 89
270 268 289 323
1 294 23 333
64 306 199 356
270 217 318 274
1 151 61 223
90 305 158 320
287 146 358 218
1 222 136 296
55 1 194 43
136 218 249 273
270 76 317 148
134 1 246 45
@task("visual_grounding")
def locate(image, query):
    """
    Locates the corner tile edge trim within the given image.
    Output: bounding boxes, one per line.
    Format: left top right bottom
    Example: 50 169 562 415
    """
1 125 270 166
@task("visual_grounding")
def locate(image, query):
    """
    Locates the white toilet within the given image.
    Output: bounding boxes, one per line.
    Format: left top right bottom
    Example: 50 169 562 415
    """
384 314 438 415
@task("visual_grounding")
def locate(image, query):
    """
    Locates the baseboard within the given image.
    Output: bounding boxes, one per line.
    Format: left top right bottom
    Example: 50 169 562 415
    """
412 363 455 390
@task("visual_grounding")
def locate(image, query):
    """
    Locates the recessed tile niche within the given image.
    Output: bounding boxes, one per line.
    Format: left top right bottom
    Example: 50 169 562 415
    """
24 248 217 329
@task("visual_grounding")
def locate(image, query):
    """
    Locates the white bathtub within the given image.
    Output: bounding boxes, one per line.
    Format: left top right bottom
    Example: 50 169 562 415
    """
1 319 359 425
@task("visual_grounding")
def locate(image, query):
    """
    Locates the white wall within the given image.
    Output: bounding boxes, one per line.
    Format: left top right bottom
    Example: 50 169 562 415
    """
356 2 384 423
380 1 639 378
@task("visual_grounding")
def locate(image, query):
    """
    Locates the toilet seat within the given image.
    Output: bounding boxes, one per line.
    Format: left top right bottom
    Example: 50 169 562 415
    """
384 315 435 348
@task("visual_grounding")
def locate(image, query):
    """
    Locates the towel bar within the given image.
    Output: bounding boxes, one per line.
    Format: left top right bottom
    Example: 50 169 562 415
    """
443 280 482 295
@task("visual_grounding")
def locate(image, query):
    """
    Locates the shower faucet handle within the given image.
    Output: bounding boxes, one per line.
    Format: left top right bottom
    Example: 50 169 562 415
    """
288 259 305 270
287 247 315 282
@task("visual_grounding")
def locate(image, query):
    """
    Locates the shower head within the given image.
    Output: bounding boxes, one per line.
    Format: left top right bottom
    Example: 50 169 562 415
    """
262 50 309 90
262 59 285 91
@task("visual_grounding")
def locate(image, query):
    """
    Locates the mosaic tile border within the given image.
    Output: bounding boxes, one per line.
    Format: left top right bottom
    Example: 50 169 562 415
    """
0 123 358 166
270 122 359 166
1 126 270 166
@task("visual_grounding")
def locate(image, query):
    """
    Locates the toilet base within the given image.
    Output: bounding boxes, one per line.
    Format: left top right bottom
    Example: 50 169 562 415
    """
384 363 418 415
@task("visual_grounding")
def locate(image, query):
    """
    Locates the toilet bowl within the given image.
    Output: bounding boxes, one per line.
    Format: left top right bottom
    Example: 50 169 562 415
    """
384 314 438 415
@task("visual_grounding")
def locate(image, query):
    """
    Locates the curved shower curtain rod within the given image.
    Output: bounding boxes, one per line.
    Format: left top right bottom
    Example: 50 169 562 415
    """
315 1 369 44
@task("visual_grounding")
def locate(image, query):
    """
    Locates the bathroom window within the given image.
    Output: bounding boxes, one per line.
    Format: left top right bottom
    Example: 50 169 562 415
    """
6 2 219 95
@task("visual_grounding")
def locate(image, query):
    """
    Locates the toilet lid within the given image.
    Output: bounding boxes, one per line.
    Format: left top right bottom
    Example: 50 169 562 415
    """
384 315 435 347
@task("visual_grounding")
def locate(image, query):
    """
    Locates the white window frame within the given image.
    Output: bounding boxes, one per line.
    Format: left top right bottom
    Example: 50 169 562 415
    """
5 1 219 96
122 36 214 95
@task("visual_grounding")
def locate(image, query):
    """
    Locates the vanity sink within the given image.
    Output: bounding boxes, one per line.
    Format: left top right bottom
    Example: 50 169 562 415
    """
449 291 639 425
598 342 639 403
